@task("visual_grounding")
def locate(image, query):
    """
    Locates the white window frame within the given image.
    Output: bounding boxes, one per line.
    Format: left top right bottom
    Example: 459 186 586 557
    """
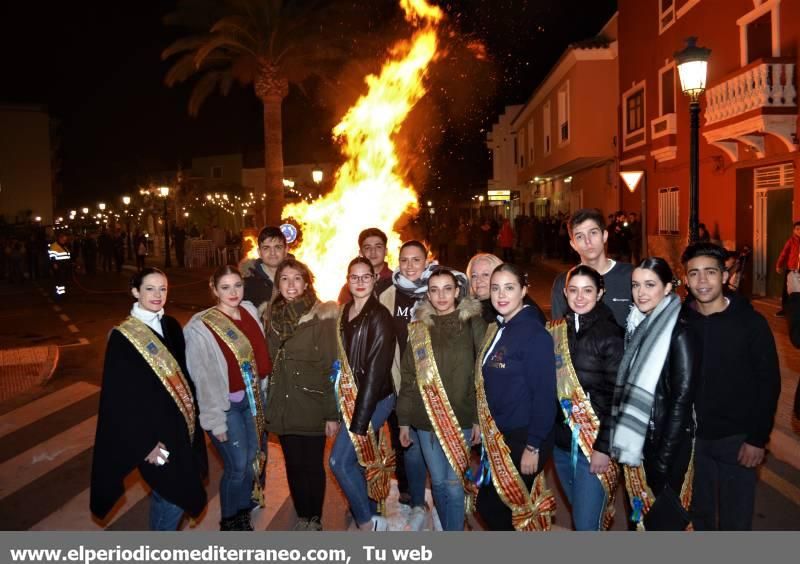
558 81 570 147
676 0 702 19
622 80 647 151
659 0 676 34
658 61 677 116
543 101 552 156
658 187 680 235
737 0 781 67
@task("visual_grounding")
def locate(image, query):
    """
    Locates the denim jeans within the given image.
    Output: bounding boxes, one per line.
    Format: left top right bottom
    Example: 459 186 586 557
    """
404 427 427 507
418 428 471 531
553 446 607 531
149 490 184 531
208 392 265 519
691 434 757 530
330 394 396 526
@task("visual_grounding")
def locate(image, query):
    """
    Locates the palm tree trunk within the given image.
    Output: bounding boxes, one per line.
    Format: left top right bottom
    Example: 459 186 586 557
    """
261 94 285 226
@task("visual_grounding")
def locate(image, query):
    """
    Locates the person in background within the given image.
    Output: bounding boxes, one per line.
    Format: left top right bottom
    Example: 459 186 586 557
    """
498 218 515 262
774 220 800 318
784 272 800 420
265 258 339 531
611 258 697 531
475 263 557 531
329 257 396 532
184 265 271 530
467 252 546 325
90 268 207 530
241 226 288 314
551 208 633 328
549 265 623 530
682 243 780 530
397 267 486 530
338 228 393 303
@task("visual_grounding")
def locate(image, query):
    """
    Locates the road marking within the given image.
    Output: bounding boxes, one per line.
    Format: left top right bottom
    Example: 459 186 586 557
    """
59 314 70 322
0 382 99 439
761 467 800 507
0 416 97 501
67 324 80 334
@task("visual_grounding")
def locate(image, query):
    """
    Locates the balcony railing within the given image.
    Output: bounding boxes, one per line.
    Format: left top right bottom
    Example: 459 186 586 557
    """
704 58 796 125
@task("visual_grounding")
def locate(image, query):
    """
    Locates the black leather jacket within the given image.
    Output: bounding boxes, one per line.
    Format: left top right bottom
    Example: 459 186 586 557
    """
642 308 697 491
341 294 396 435
554 302 624 455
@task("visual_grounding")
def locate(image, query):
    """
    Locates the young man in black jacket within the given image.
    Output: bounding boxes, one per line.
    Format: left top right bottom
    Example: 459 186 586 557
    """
682 242 780 530
242 226 287 312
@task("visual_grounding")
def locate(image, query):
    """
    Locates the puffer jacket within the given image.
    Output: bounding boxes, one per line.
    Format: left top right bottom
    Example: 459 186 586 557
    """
341 295 396 435
397 296 487 431
266 300 339 436
641 307 697 491
553 302 624 455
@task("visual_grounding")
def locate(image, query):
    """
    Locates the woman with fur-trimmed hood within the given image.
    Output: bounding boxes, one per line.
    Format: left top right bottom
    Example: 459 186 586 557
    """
397 267 487 530
264 258 339 531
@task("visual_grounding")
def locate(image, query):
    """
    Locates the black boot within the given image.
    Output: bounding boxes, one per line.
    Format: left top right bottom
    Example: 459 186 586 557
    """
235 509 254 531
219 515 238 531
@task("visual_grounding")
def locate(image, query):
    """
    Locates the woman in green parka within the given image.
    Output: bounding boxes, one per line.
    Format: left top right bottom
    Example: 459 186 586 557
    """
265 258 339 531
397 267 487 530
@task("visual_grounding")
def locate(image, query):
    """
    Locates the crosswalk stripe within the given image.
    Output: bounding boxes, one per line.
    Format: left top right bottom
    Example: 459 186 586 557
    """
0 416 97 501
0 382 99 439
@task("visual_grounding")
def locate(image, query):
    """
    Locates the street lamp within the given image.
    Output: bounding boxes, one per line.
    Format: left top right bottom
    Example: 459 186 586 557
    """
675 36 711 243
98 202 106 211
159 186 172 267
122 196 132 259
312 169 323 184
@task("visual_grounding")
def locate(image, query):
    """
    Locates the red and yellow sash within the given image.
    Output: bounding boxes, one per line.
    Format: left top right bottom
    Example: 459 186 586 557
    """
334 307 395 512
201 308 267 507
475 323 556 531
623 451 694 531
116 317 195 441
547 319 619 530
408 321 476 514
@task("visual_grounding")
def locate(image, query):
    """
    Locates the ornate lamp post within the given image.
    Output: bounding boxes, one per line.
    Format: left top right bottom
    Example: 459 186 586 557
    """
675 37 711 244
159 186 172 267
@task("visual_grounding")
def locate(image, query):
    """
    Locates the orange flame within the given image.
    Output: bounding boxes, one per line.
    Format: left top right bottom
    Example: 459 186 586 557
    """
244 234 259 260
282 0 443 300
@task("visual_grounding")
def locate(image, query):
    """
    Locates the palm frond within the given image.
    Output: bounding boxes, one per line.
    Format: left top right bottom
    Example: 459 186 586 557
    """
162 34 211 61
188 71 229 116
194 34 256 68
209 14 259 48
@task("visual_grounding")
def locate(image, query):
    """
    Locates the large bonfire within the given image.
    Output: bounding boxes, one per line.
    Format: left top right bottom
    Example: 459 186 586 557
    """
281 0 443 300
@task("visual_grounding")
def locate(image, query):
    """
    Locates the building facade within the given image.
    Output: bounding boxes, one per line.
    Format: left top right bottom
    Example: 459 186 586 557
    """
486 14 620 223
618 0 799 297
0 105 53 224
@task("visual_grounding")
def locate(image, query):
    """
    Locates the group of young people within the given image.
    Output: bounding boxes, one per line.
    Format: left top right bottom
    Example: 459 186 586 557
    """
89 209 781 533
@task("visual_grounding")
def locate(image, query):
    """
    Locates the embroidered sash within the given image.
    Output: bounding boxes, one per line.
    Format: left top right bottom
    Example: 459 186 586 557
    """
201 308 267 507
547 319 619 530
408 321 476 514
334 307 396 512
623 448 695 531
116 317 195 440
474 323 556 531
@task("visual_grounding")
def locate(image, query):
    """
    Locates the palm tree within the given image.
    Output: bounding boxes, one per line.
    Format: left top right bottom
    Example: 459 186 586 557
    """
162 0 353 225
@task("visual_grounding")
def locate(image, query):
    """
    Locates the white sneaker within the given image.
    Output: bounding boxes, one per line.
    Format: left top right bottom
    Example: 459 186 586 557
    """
370 515 389 532
408 506 427 531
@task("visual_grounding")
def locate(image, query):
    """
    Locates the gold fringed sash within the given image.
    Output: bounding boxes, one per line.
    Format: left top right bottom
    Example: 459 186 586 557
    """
547 319 619 530
334 307 395 513
201 308 267 507
475 323 556 531
117 317 195 440
408 321 476 514
623 448 695 531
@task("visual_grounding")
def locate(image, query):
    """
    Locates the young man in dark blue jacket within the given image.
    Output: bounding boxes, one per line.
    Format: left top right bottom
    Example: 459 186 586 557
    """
682 242 780 530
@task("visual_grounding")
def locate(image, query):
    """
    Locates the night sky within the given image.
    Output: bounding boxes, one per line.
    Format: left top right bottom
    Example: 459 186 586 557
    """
0 0 616 209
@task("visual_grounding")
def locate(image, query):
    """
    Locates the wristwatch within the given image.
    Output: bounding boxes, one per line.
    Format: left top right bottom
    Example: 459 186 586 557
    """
525 445 539 454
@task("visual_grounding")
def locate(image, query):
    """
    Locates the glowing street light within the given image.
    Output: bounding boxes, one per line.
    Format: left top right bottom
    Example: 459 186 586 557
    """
122 196 131 206
98 202 106 211
312 169 324 184
82 207 89 214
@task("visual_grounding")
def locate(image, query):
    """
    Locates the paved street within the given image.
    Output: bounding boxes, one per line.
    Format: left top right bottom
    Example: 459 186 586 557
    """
0 255 799 530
